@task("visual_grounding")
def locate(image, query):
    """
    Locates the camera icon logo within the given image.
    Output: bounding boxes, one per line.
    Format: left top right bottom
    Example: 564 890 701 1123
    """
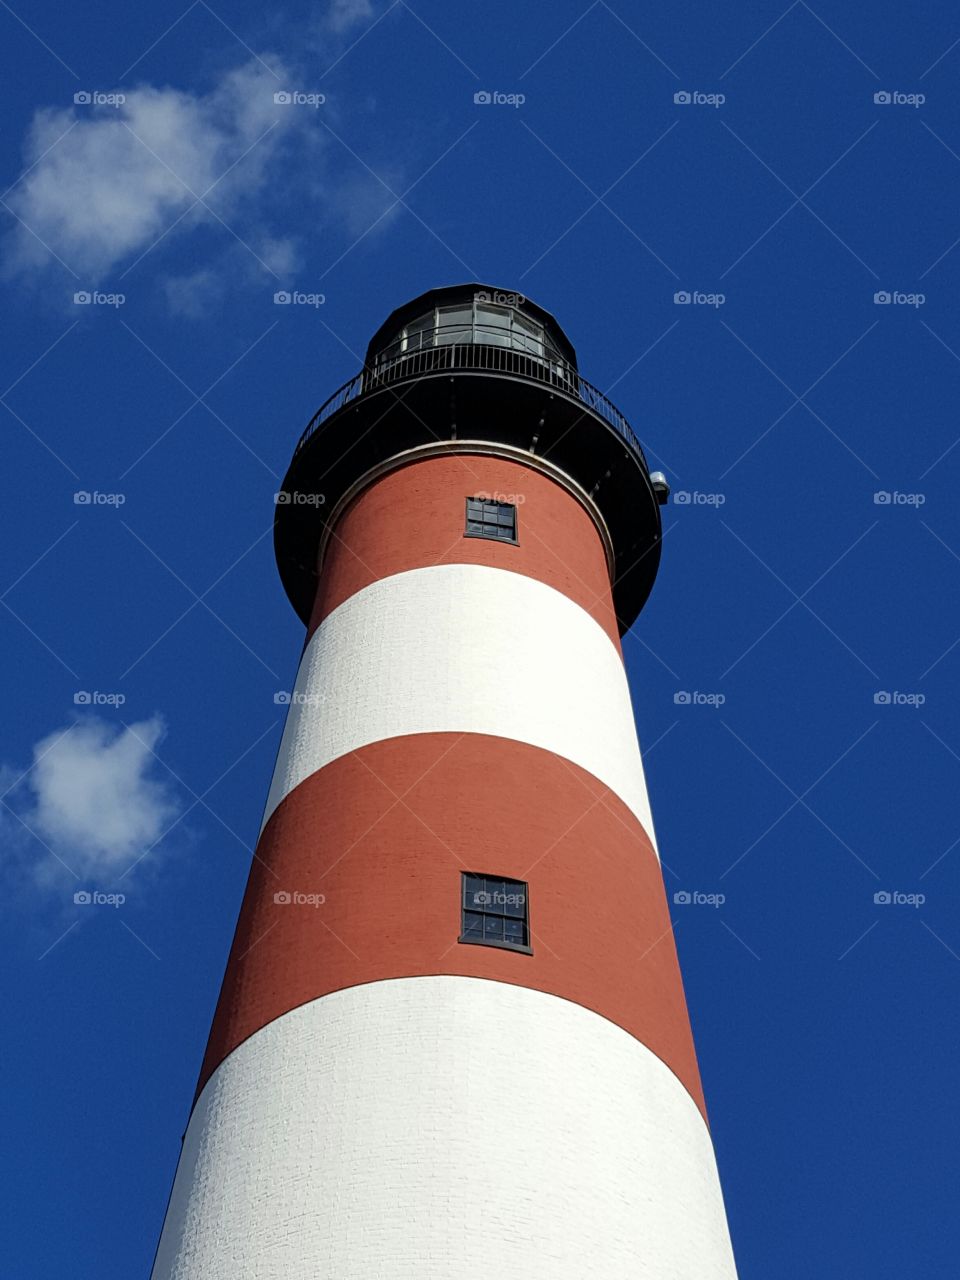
873 491 891 504
274 691 291 704
73 491 92 504
73 291 91 305
673 890 692 904
274 290 291 304
874 291 891 304
874 891 891 904
874 691 891 704
475 290 489 302
673 290 691 304
674 91 692 104
673 491 691 505
274 91 292 104
874 91 891 105
73 91 92 105
74 890 92 904
274 491 291 505
673 691 691 704
473 891 491 905
274 890 292 904
474 91 492 104
74 691 92 705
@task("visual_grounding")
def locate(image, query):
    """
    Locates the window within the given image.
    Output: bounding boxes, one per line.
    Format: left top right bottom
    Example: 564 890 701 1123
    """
375 299 565 367
465 498 517 544
435 305 473 345
475 303 514 347
402 312 434 352
461 874 530 952
512 311 545 357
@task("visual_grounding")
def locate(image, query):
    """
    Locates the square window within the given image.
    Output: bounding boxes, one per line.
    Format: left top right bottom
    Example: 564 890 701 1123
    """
464 499 517 545
459 873 531 954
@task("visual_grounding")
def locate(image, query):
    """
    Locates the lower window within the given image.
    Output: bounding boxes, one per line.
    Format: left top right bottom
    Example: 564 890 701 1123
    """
460 873 531 953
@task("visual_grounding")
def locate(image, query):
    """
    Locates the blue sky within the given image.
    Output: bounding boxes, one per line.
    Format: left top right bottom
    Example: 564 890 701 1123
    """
2 1 959 1274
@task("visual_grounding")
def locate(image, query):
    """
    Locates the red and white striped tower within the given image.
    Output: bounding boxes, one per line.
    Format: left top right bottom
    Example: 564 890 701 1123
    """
151 285 739 1278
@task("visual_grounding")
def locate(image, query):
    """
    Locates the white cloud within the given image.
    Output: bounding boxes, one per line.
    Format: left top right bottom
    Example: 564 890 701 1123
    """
20 716 179 880
161 266 224 318
256 234 300 277
4 58 304 281
325 0 376 33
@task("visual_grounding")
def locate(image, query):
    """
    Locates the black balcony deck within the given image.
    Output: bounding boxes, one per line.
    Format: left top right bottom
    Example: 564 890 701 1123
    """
275 342 662 633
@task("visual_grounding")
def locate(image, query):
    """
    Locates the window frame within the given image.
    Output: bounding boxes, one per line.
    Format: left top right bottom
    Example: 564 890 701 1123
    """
383 299 561 363
464 497 519 546
459 872 533 955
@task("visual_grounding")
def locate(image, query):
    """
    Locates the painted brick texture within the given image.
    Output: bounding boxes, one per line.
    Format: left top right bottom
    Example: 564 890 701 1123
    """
310 452 621 647
199 732 704 1116
262 563 659 841
155 978 738 1280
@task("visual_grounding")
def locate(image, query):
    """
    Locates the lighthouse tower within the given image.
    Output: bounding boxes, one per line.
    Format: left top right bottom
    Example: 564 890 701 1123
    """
150 285 739 1278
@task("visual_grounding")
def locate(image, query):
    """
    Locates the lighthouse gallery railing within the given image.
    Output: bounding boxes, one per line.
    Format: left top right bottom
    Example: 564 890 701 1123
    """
293 335 647 467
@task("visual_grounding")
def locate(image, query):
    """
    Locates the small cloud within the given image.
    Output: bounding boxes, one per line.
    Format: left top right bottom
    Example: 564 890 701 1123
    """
3 58 305 283
256 234 300 277
11 716 180 883
326 0 375 32
162 266 224 318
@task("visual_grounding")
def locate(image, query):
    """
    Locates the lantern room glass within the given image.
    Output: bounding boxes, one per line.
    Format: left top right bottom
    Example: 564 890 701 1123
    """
376 297 563 366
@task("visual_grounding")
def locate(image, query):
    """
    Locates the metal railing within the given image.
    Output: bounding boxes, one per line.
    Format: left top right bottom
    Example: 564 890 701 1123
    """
293 336 645 463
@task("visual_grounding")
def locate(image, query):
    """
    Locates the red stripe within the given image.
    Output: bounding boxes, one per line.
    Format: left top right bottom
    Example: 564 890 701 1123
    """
199 734 706 1118
309 453 621 649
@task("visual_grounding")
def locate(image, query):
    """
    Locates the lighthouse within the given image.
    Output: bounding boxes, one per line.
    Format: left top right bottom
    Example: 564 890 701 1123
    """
150 284 739 1278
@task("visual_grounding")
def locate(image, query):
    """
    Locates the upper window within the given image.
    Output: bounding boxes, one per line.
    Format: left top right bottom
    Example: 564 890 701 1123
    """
465 498 517 544
461 873 530 952
376 299 563 364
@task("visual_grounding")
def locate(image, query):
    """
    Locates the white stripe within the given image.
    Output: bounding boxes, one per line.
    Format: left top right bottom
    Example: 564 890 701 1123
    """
264 564 659 849
152 977 738 1279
